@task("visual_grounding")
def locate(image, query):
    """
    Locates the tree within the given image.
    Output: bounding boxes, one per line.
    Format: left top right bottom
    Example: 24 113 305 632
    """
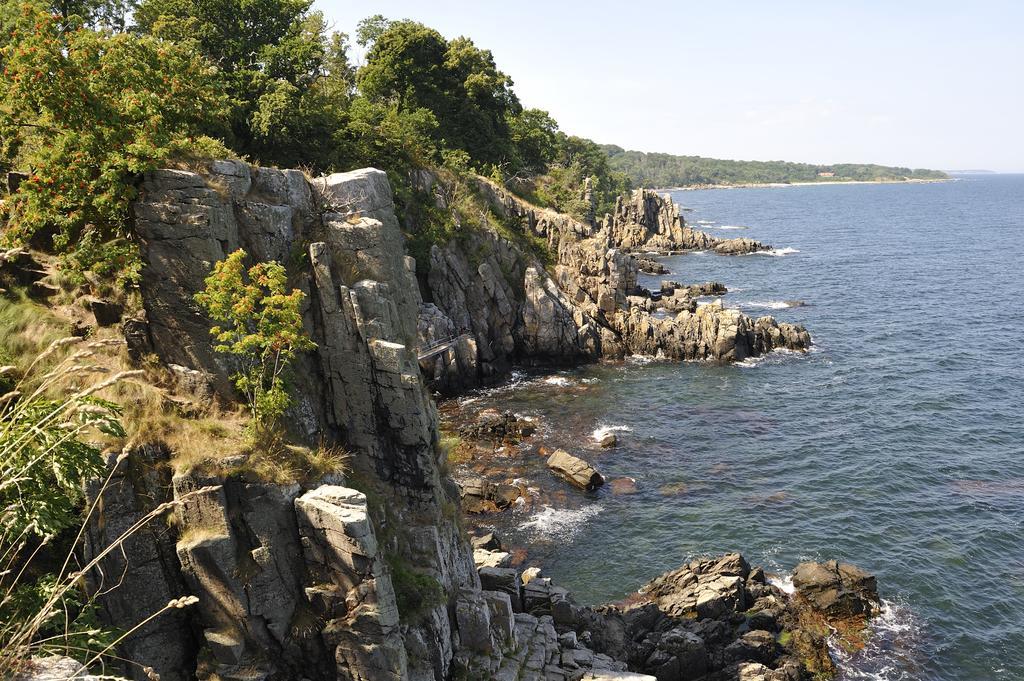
194 250 315 435
509 108 560 175
49 0 135 29
134 0 352 171
357 20 521 167
0 1 230 284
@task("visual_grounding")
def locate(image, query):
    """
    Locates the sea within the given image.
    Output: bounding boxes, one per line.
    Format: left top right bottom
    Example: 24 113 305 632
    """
452 174 1024 680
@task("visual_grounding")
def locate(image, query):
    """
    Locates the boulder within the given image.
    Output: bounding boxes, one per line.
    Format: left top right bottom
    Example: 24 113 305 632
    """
88 297 123 326
12 656 99 681
479 567 522 610
713 238 766 255
546 449 605 490
474 549 512 569
791 560 881 620
472 532 503 551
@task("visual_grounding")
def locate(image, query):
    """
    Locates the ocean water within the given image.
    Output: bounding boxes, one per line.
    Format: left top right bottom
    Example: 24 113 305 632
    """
455 175 1024 680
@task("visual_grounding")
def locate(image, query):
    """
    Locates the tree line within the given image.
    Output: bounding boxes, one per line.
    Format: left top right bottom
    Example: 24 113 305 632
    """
604 145 948 187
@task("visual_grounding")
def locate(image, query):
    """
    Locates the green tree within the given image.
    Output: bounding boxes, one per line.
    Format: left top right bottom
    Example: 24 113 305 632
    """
50 0 135 29
357 20 521 167
508 108 560 175
134 0 352 171
0 1 230 284
194 249 315 435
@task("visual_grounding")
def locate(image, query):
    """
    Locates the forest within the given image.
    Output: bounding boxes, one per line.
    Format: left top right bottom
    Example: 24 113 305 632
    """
604 145 948 187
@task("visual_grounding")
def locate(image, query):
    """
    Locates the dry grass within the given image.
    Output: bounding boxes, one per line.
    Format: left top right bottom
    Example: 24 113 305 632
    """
176 523 229 547
1 278 351 485
0 290 69 370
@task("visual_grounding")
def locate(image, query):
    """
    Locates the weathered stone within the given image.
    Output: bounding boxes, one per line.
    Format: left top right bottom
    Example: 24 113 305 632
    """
12 656 99 681
546 449 604 490
472 531 503 551
792 560 881 620
479 567 522 610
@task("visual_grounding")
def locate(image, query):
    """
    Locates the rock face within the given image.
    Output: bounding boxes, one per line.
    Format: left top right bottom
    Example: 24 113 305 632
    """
792 560 881 620
601 189 769 255
420 178 809 390
454 552 836 681
90 163 476 681
85 162 818 681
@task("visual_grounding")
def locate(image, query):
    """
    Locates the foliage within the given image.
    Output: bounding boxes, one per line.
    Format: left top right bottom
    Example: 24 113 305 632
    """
0 1 230 286
0 348 205 674
340 97 438 182
0 339 127 539
0 574 116 665
604 144 949 187
385 553 446 622
507 108 560 176
194 249 315 434
135 0 353 172
357 19 521 167
49 0 135 29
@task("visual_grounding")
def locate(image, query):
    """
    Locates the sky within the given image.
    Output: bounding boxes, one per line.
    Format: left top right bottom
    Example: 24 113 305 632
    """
315 1 1024 172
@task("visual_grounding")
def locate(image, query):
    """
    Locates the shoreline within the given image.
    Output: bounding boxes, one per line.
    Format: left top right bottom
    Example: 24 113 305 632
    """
655 177 954 192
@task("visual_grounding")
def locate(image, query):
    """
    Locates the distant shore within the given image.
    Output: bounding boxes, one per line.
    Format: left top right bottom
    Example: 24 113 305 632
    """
657 177 954 192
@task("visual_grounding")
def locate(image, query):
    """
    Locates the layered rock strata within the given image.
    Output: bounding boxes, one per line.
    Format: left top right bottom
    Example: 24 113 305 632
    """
93 163 477 681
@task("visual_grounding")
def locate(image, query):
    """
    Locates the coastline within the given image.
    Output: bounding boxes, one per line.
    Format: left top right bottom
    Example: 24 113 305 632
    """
657 177 954 192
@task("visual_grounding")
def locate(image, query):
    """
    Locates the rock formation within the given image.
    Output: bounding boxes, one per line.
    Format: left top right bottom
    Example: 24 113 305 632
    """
600 189 769 255
75 161 823 681
546 449 605 491
421 178 809 390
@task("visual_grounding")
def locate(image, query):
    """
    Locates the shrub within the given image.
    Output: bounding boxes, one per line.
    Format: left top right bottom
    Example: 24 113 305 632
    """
0 337 129 539
0 1 230 286
194 249 315 435
0 341 206 675
386 554 446 622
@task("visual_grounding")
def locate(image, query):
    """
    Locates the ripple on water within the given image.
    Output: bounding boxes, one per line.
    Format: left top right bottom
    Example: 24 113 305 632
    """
450 177 1024 681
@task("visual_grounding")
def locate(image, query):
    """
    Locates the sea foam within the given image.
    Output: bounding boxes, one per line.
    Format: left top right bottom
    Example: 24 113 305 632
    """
592 424 633 442
520 504 603 542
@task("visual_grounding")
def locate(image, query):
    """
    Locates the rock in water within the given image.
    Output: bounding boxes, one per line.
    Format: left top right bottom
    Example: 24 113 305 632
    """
546 449 605 490
791 560 881 620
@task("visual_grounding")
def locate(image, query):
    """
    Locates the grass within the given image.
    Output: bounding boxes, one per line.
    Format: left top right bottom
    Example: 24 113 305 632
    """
439 431 472 466
385 554 445 623
0 281 348 486
176 523 228 547
0 289 69 371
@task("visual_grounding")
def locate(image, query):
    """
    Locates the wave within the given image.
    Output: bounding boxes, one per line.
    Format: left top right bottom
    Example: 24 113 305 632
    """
830 599 924 681
592 424 633 442
750 247 800 257
745 300 796 310
767 574 796 594
717 225 749 230
519 504 603 542
696 220 716 225
626 354 656 365
735 347 806 369
543 375 573 387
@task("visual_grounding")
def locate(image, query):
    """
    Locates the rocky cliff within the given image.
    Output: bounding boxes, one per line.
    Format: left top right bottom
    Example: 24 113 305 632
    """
601 189 769 255
420 178 808 391
78 162 825 681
